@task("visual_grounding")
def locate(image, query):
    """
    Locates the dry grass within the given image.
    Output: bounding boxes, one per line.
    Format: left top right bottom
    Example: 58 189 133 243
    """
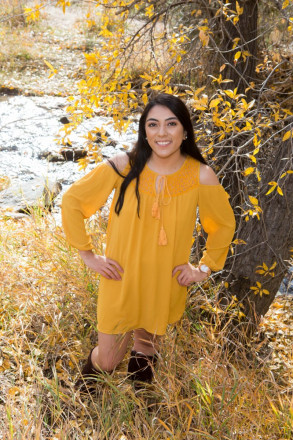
0 211 292 439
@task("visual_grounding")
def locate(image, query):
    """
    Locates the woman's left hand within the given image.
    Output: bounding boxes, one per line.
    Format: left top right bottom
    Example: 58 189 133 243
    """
172 263 208 286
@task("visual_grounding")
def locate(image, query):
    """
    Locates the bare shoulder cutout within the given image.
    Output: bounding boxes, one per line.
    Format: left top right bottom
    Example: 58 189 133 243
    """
199 163 220 185
106 152 129 173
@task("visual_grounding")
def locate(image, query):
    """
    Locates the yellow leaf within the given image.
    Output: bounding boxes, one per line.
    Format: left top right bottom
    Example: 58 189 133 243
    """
236 1 244 15
234 51 241 62
282 130 291 141
199 29 209 47
224 90 234 99
282 0 289 9
233 238 247 245
44 59 57 72
243 167 254 176
277 186 284 195
249 195 258 205
209 98 221 108
266 181 277 195
248 154 257 164
256 269 266 275
142 93 148 106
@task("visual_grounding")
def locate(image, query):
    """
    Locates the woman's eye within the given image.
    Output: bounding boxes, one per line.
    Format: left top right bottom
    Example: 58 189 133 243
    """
168 122 177 126
147 123 157 127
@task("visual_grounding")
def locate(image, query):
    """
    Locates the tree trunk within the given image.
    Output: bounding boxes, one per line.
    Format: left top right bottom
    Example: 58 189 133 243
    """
220 138 293 324
220 0 259 93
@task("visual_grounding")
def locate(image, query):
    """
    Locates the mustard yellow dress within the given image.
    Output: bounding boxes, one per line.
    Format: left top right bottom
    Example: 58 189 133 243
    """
62 156 235 335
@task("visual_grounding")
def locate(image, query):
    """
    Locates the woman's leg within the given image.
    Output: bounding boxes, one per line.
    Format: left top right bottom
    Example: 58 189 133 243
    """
91 331 132 372
133 328 161 355
128 329 162 385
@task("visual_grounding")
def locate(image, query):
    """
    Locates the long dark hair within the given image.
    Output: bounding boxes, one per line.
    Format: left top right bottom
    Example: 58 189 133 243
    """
109 93 207 215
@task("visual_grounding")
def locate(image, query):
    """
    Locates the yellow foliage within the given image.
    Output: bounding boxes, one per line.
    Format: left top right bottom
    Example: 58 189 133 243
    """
243 167 255 176
249 195 259 205
44 59 57 78
250 282 270 297
282 130 293 141
266 181 283 196
56 0 71 14
24 3 42 22
256 262 277 277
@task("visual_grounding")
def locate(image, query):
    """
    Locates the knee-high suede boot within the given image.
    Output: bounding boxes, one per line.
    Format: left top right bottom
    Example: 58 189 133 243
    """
127 350 158 385
75 349 101 393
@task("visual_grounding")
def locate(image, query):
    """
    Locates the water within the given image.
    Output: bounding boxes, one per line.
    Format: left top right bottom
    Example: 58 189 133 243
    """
0 95 137 208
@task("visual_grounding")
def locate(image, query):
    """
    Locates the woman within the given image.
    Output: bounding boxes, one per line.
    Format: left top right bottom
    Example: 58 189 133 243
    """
62 93 236 390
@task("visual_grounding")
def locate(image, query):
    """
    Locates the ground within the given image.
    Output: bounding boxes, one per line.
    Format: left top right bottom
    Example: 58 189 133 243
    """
0 2 95 96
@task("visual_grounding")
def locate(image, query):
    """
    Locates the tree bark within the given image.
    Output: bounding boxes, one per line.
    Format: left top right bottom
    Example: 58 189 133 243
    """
220 0 259 93
220 138 293 324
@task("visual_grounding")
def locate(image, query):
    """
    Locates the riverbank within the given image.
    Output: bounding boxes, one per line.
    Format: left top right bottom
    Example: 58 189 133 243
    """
0 3 92 97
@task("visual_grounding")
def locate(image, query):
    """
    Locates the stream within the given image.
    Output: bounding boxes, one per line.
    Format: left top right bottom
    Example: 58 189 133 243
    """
0 94 136 216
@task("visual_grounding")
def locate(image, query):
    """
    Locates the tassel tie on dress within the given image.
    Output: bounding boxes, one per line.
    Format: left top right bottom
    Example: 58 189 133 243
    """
152 175 171 246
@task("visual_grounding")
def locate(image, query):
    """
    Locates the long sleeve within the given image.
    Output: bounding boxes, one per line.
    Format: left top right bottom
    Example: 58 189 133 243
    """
61 162 119 250
198 184 236 271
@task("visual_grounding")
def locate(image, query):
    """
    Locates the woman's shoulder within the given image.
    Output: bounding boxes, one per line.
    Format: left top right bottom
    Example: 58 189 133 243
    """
199 163 219 185
107 152 129 173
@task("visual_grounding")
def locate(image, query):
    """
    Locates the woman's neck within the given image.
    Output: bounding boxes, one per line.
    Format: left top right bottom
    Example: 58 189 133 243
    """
147 153 187 175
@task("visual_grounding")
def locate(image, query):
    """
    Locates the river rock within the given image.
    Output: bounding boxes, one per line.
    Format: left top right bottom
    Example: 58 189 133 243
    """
59 116 70 124
0 177 62 215
38 150 65 162
0 145 18 152
60 147 87 161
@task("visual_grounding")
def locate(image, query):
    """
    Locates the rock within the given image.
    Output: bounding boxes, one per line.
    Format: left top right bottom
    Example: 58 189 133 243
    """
38 150 65 162
0 145 18 152
59 116 70 124
47 152 65 162
0 177 62 215
60 147 87 161
95 131 111 144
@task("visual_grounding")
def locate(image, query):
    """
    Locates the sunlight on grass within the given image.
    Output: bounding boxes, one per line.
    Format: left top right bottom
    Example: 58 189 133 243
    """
0 212 292 439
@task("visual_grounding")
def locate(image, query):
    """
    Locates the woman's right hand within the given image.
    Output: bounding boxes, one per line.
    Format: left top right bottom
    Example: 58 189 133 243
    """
78 250 124 280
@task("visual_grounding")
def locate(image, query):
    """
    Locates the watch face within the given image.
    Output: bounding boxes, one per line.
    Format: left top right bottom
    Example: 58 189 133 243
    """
200 265 210 273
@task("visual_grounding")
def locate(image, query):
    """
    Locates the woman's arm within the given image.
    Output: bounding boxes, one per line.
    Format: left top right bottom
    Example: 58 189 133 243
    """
173 163 235 286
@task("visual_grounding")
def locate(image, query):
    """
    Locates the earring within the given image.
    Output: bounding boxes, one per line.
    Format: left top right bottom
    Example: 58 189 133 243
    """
183 134 187 140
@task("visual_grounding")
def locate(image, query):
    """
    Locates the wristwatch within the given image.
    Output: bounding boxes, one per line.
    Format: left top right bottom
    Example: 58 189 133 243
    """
199 264 211 276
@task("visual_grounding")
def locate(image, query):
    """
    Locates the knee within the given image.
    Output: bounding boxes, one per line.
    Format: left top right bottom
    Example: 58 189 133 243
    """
96 356 116 373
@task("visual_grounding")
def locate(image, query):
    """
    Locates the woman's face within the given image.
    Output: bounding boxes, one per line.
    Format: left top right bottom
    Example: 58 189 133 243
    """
145 105 186 161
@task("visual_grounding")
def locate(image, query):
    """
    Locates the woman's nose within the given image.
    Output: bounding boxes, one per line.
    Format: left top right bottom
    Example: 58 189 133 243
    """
158 124 167 136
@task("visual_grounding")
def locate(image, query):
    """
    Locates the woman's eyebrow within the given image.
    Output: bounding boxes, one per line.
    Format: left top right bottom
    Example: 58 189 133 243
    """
146 116 178 122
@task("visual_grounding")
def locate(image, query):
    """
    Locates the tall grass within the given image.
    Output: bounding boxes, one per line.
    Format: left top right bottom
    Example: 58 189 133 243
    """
0 211 292 439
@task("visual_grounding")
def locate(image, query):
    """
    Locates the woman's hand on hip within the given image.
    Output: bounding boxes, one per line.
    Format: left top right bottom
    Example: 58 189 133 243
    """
172 262 208 286
79 250 123 280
